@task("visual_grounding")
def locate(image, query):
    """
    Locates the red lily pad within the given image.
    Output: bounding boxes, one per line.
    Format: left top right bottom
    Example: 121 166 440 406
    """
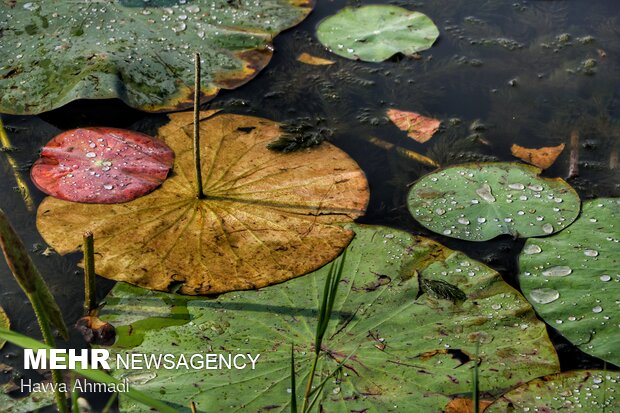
31 128 174 204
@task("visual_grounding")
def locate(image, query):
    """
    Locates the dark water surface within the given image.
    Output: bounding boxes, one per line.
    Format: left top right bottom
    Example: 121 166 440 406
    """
1 0 619 410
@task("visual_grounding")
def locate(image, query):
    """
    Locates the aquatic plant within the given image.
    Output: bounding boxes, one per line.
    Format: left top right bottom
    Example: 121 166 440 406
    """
519 198 620 366
408 162 580 241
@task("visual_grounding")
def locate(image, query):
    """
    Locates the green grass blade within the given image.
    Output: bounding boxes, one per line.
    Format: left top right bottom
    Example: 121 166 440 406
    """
0 327 178 413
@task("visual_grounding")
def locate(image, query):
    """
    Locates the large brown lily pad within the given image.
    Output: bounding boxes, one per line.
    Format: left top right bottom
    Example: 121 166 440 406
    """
37 111 369 295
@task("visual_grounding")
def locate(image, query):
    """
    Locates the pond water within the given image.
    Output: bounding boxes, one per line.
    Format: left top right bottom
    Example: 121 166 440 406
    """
1 0 619 411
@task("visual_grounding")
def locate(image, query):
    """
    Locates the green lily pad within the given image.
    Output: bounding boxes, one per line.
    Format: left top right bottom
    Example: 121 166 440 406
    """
486 370 620 412
519 198 620 366
100 224 559 412
0 383 54 413
316 5 439 62
0 306 8 349
407 162 581 241
0 1 313 114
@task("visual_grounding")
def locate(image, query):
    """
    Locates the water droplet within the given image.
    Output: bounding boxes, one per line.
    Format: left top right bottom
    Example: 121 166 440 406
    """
187 5 200 13
458 218 470 225
592 306 603 313
508 183 525 190
530 288 560 304
584 249 599 257
435 208 446 216
600 275 611 282
85 152 96 158
475 183 496 203
523 244 542 254
172 22 187 32
555 197 563 203
542 223 554 234
122 371 157 385
477 217 486 223
23 2 39 11
543 266 572 277
103 184 114 190
491 303 502 310
443 229 452 235
517 210 525 215
504 218 512 222
528 185 543 192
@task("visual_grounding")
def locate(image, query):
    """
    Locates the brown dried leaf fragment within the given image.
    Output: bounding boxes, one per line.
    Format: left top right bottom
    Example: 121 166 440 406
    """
511 143 565 169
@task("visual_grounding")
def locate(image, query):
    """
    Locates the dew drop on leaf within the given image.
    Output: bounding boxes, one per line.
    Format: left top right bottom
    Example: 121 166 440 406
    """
542 266 572 277
530 288 560 304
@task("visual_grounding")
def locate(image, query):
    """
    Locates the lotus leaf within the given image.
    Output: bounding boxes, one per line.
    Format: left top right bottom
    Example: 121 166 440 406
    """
0 306 8 349
316 5 439 62
31 128 174 204
100 225 559 412
487 370 620 412
408 162 580 241
519 198 620 366
0 1 314 114
37 111 369 295
0 384 54 413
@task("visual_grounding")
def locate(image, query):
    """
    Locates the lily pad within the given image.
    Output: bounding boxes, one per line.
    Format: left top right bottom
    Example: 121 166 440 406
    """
100 224 559 412
0 1 314 114
0 383 54 413
407 162 580 241
519 198 620 366
37 111 369 295
486 370 620 412
316 5 439 62
31 128 174 204
0 306 8 349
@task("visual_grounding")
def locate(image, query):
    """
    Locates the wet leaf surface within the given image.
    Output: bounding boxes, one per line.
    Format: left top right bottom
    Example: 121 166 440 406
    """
100 224 559 412
519 198 620 366
445 398 492 413
0 307 8 349
0 383 54 413
486 370 620 412
316 5 439 62
0 1 314 114
37 111 369 295
408 162 581 241
387 109 441 143
511 143 565 170
31 128 174 204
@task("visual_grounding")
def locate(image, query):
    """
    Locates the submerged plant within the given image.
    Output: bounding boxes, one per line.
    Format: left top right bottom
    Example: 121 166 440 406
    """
267 117 333 153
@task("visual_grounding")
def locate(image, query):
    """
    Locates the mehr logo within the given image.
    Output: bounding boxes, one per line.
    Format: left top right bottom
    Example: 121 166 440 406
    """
25 349 110 370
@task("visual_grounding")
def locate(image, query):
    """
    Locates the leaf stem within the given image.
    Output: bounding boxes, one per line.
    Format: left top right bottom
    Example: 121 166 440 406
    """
0 117 34 211
30 292 68 413
194 52 205 200
83 231 96 314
